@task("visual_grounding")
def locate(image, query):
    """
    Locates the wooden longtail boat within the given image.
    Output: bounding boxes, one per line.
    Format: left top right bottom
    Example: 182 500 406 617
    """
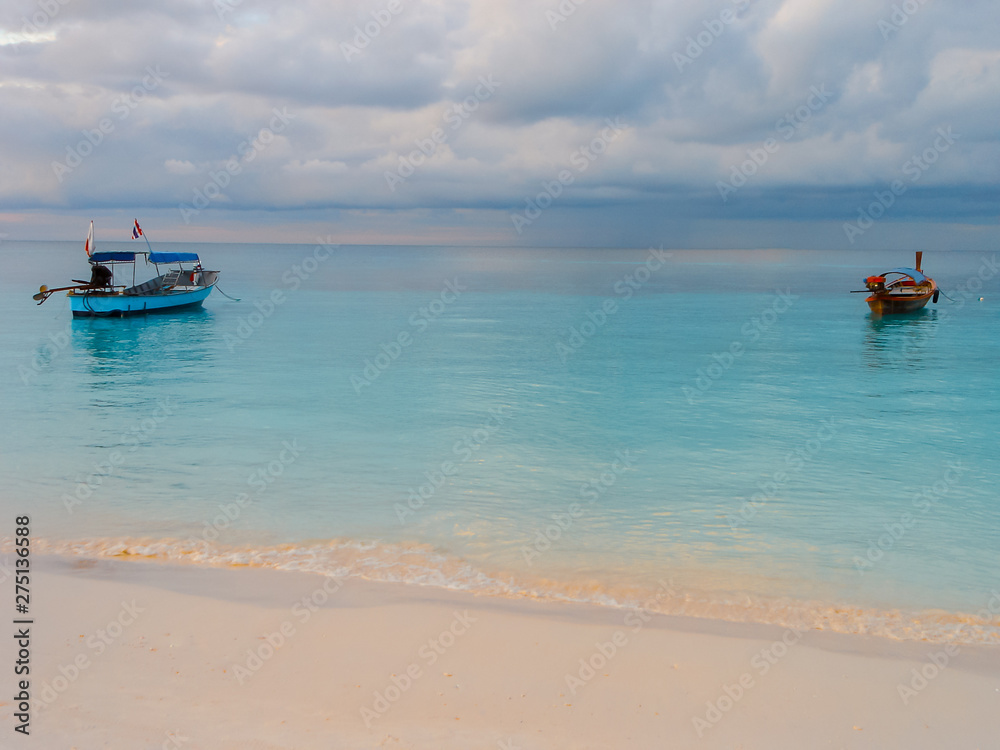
858 252 939 315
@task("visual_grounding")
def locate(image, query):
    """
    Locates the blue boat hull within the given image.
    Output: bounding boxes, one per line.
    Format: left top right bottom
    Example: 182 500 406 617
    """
68 285 215 317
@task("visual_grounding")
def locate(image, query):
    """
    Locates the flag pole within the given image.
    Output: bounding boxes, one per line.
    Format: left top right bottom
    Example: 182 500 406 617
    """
133 219 154 261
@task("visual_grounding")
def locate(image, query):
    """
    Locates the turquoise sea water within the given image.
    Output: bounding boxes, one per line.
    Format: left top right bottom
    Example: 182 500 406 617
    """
2 242 998 642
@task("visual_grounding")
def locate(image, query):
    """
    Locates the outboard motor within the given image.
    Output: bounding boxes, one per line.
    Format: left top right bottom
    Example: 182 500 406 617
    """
864 275 886 293
89 264 113 287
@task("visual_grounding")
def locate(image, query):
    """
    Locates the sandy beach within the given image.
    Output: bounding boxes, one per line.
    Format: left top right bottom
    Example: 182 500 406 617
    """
5 0 1000 744
1 554 995 749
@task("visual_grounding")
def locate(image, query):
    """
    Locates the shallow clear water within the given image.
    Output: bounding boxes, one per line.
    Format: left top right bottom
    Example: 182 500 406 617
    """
3 241 998 642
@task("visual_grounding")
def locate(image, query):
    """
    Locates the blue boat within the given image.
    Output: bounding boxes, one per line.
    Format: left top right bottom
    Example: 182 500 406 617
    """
34 221 219 317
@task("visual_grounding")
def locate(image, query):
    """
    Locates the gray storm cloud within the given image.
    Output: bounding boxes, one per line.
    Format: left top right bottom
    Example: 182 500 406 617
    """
0 0 996 247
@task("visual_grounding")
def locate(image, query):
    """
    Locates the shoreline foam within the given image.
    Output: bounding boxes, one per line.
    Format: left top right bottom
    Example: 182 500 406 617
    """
14 535 1000 646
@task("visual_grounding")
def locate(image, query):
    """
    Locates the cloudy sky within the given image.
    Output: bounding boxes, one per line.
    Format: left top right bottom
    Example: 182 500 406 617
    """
0 0 997 248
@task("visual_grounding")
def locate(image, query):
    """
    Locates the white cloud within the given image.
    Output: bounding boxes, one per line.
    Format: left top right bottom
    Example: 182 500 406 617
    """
164 159 196 174
283 159 348 174
0 0 996 248
0 30 57 46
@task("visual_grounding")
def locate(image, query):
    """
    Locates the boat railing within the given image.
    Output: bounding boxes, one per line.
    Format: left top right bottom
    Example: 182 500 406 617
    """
160 269 184 289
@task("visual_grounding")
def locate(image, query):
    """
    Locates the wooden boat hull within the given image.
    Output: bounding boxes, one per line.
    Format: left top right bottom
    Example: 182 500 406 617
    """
866 290 934 315
68 285 215 317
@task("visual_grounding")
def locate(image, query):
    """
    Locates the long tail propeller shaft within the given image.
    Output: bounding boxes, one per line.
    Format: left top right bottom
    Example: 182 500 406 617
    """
33 284 93 304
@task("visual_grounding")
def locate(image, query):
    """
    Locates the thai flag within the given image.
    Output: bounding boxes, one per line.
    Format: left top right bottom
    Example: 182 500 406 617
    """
132 219 143 239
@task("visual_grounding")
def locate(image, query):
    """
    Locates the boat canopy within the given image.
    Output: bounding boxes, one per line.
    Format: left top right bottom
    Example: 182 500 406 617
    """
149 252 199 264
881 267 929 284
90 252 136 263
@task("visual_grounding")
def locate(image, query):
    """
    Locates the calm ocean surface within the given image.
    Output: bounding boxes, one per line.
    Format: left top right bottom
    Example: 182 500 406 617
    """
2 241 998 642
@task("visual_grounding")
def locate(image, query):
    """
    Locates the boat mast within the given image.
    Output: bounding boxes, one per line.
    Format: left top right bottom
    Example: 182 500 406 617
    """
133 219 154 285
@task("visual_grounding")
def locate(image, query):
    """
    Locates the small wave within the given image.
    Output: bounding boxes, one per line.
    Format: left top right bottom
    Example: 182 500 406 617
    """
13 536 1000 646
